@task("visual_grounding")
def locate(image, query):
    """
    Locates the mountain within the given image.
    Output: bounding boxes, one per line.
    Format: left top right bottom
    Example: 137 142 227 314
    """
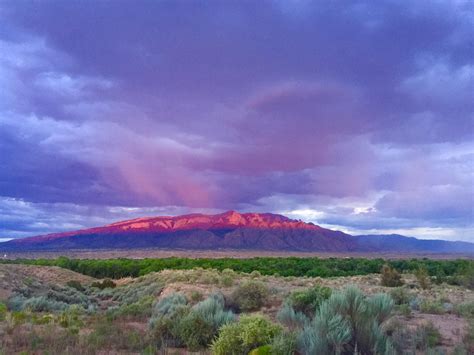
1 211 473 254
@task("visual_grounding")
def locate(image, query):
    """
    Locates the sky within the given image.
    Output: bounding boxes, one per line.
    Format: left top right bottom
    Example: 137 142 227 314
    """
0 0 473 242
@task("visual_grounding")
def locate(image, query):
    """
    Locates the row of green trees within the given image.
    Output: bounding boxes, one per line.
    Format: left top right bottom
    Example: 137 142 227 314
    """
1 256 472 281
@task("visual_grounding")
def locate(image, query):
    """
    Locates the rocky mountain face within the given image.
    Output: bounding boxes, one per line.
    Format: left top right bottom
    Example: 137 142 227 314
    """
1 211 472 254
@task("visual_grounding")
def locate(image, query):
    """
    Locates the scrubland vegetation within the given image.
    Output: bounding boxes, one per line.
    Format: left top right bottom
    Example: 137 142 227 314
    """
0 258 472 354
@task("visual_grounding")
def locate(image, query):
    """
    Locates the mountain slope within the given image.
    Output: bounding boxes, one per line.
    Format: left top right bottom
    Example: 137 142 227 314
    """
1 211 472 254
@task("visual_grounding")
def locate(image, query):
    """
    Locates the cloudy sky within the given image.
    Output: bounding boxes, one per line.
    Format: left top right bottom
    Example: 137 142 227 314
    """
0 0 473 242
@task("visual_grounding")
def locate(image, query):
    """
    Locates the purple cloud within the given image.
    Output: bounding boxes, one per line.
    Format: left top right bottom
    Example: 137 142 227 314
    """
0 0 472 241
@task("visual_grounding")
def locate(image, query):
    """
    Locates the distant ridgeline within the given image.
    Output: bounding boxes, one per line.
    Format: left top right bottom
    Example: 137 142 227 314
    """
1 257 472 281
1 211 473 254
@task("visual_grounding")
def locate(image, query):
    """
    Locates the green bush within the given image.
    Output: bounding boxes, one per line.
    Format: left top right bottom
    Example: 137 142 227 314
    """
270 331 297 355
178 311 215 351
381 264 403 287
178 293 235 350
458 264 474 290
211 314 282 355
389 287 412 305
420 300 444 315
149 293 190 347
297 286 394 355
231 281 269 312
8 295 69 312
414 322 441 350
455 302 474 318
415 267 431 290
0 302 7 321
287 285 331 316
276 303 308 330
66 280 84 291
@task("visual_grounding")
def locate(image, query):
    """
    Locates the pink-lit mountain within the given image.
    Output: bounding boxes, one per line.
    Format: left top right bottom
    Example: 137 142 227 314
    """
1 211 473 254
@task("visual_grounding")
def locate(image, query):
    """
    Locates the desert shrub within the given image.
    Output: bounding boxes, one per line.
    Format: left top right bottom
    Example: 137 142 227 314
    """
250 270 262 278
287 285 332 317
270 331 298 355
66 280 84 291
91 279 116 289
420 300 444 314
297 286 394 355
277 303 309 330
414 322 441 350
220 275 235 287
178 311 216 351
11 295 69 312
211 314 282 355
415 267 431 290
455 302 474 318
389 287 412 305
47 285 92 308
220 268 236 287
0 302 6 321
190 290 203 302
461 264 474 290
149 293 190 347
108 295 154 320
199 269 221 284
381 264 403 287
231 281 269 312
398 303 412 318
111 279 163 305
178 293 235 350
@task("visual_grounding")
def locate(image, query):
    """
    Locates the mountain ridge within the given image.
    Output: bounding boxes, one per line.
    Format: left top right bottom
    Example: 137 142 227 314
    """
1 211 472 254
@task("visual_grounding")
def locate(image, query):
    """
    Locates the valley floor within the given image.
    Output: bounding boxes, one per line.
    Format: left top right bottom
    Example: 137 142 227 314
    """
3 248 473 260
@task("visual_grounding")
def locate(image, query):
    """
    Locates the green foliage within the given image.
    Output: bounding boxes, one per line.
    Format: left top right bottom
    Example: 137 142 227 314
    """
415 322 442 350
297 286 395 355
381 264 403 287
455 302 474 318
0 302 7 321
420 300 444 314
277 303 309 330
9 295 69 312
149 293 190 347
107 295 155 320
178 293 236 350
415 267 431 289
287 285 332 316
149 291 234 350
178 311 216 351
231 280 269 312
190 290 203 302
460 263 474 290
270 331 297 355
389 287 412 305
91 278 116 289
211 315 282 355
66 280 84 291
3 256 471 281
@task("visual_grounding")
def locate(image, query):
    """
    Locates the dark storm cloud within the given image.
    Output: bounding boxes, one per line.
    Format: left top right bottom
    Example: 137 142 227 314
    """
0 0 472 240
